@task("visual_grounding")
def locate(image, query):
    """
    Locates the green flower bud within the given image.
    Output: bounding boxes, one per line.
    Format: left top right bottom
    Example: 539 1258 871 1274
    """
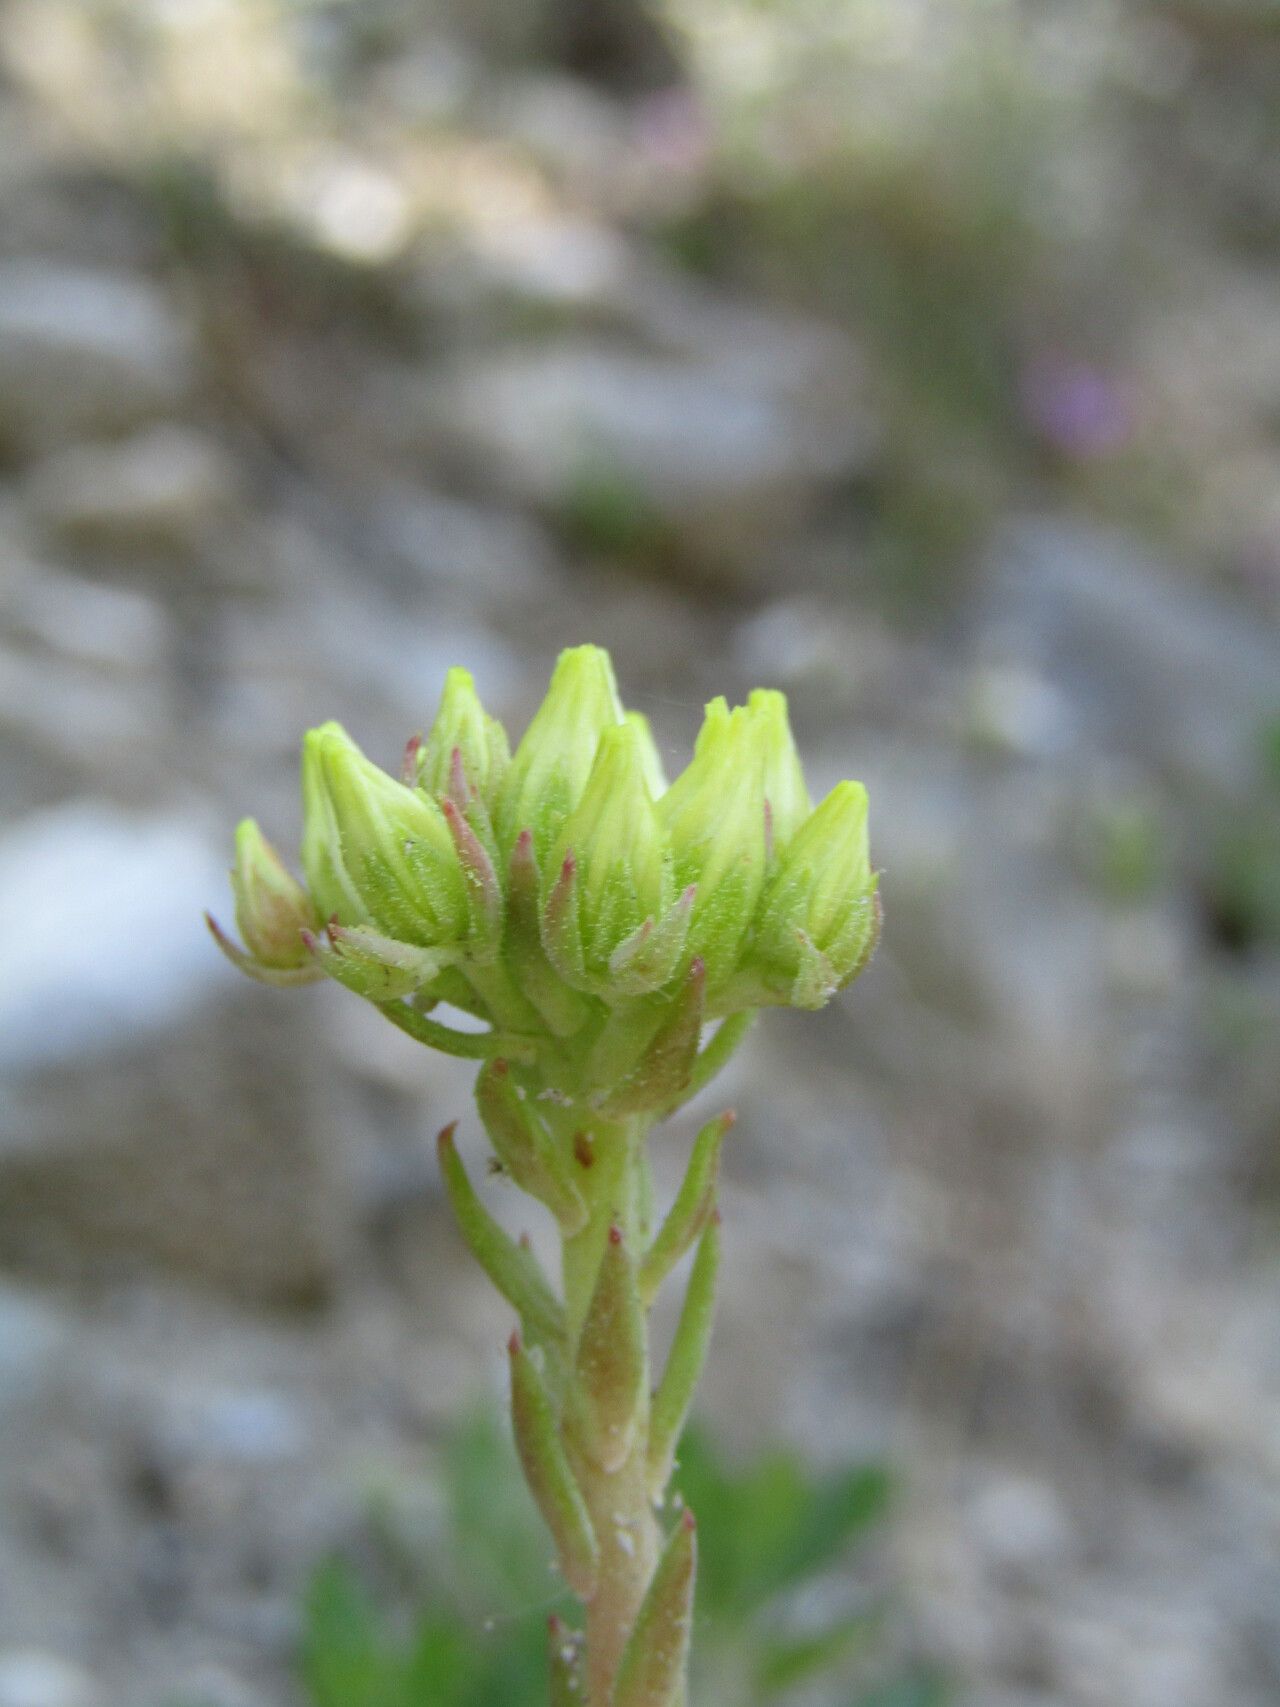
300 721 467 948
626 709 668 798
231 818 317 969
747 780 880 1008
416 666 510 809
496 645 624 865
544 721 672 989
659 698 768 988
747 689 810 857
206 819 323 986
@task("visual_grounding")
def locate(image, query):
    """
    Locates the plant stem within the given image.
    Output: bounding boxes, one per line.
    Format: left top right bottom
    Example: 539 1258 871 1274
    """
559 1114 670 1704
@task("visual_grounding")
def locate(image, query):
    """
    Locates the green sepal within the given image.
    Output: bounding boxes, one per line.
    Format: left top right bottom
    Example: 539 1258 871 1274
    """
639 1111 733 1306
648 1216 720 1498
572 1224 647 1474
205 912 324 986
441 797 504 961
509 1334 599 1598
596 958 706 1118
476 1060 589 1234
607 884 696 998
613 1511 698 1707
436 1124 567 1350
505 830 595 1037
301 921 450 1000
540 849 587 989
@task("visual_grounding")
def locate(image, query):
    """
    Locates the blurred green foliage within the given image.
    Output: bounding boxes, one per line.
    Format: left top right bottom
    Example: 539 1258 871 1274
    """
299 1410 942 1707
1201 715 1280 953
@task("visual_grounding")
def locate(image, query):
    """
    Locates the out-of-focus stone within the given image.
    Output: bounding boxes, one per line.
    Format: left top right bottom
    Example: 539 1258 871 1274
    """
0 1653 95 1707
0 263 194 445
987 516 1280 793
27 427 238 551
414 338 873 576
965 1470 1077 1587
2 560 169 677
0 802 233 1071
0 803 352 1303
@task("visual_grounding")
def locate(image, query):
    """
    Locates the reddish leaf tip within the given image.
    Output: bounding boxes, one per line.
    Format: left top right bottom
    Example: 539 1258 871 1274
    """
608 1223 623 1246
681 1507 697 1532
436 1121 459 1153
573 1131 595 1169
508 1329 523 1356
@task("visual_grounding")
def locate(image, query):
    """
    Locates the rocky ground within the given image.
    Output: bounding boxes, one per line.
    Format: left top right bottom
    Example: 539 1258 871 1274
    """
1 6 1280 1707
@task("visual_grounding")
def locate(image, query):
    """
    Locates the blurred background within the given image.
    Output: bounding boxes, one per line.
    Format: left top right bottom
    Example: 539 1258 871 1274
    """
2 2 1280 1704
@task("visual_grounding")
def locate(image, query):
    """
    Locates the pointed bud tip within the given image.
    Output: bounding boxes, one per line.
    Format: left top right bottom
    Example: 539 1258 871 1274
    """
681 1507 697 1532
508 1329 523 1356
719 1108 737 1130
608 1223 623 1245
436 1121 459 1154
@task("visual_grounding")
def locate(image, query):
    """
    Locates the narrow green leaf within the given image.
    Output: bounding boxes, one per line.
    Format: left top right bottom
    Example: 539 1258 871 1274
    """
648 1216 720 1498
657 1008 756 1119
436 1125 565 1349
613 1511 698 1707
754 1608 880 1692
639 1111 733 1306
509 1335 599 1598
573 1224 647 1473
598 957 706 1118
477 1060 588 1234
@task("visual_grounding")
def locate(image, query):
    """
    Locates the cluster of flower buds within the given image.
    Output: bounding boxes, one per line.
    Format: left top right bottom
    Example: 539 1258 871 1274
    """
210 647 879 1103
209 645 878 1113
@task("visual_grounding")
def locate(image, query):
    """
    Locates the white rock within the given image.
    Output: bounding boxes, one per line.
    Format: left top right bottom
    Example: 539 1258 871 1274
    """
0 802 234 1074
0 263 193 442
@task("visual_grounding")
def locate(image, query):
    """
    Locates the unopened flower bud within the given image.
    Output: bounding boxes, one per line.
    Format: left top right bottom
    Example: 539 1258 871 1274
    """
748 689 810 858
626 709 668 798
748 780 879 1008
231 819 317 969
301 721 467 947
660 698 768 988
416 667 510 809
206 819 323 986
495 645 624 864
545 721 672 989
